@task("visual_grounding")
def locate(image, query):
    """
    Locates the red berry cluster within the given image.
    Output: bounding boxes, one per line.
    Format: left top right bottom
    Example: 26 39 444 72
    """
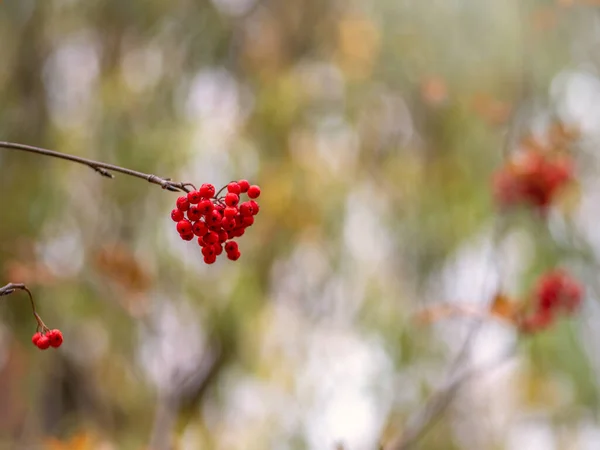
518 270 583 334
31 329 63 350
492 150 573 211
170 180 261 264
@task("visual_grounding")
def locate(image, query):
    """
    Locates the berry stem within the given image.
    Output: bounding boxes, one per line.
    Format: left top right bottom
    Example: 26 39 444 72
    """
0 283 48 331
214 183 232 199
0 141 195 193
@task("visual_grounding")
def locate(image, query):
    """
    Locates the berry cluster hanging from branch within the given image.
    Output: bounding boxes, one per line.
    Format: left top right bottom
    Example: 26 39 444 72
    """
0 140 263 349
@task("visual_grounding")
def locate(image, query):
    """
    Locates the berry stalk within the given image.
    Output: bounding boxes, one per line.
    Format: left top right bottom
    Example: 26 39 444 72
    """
0 283 63 350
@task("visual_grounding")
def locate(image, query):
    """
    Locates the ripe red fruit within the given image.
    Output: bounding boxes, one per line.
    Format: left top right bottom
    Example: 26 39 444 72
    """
239 202 254 216
225 241 239 254
47 329 63 348
225 193 240 207
176 196 190 211
187 190 202 204
241 216 254 227
197 236 206 246
192 221 208 237
218 230 229 243
213 243 224 256
221 218 236 231
204 254 217 264
180 233 194 241
198 199 214 215
36 335 50 350
249 200 260 215
32 332 42 346
199 183 216 198
171 209 185 222
536 270 583 313
492 150 574 211
187 205 202 221
237 179 250 193
204 231 219 245
519 310 554 334
202 246 216 257
227 250 241 261
247 185 261 199
224 207 237 218
206 210 223 227
176 220 193 235
227 182 241 195
230 227 245 238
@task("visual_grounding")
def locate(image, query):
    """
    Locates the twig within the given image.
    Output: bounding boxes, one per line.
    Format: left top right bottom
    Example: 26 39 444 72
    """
0 141 195 193
0 283 48 331
148 340 229 450
383 347 515 450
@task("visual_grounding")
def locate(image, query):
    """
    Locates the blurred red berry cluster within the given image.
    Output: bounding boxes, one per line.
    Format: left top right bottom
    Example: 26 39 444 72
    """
492 149 574 211
518 270 583 334
171 180 261 264
31 329 63 350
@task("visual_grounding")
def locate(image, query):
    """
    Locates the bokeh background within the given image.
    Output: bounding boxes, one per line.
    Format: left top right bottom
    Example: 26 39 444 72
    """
3 0 600 449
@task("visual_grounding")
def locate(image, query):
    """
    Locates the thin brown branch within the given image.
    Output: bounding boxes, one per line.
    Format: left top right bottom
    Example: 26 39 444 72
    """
0 282 47 330
0 141 195 193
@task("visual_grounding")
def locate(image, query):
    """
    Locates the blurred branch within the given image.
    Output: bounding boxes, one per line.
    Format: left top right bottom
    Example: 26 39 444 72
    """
0 141 195 193
148 339 230 450
383 347 515 450
383 0 533 445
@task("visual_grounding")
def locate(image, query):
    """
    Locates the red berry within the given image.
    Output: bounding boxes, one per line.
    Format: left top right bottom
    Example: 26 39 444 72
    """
225 241 239 254
237 179 250 193
231 227 245 238
227 250 241 261
227 182 241 195
176 220 193 235
218 230 229 243
187 205 202 221
171 209 185 222
202 246 216 257
247 185 261 199
249 200 260 215
187 190 203 204
199 183 216 198
197 236 206 246
180 233 194 241
206 210 223 226
519 310 554 334
198 199 214 215
32 332 42 346
224 207 237 218
239 202 254 216
204 231 219 245
192 221 208 237
213 243 224 256
242 216 255 227
47 329 63 348
204 254 217 264
176 196 190 211
36 335 50 350
225 193 240 207
221 218 236 231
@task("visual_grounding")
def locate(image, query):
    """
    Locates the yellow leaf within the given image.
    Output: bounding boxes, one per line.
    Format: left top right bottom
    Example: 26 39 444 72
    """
490 293 519 322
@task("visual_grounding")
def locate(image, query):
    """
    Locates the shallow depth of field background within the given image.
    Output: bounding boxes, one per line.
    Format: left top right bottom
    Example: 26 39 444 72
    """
2 1 600 449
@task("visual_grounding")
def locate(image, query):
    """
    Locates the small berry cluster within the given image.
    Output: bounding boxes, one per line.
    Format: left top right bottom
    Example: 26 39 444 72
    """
171 180 261 264
518 270 583 334
31 329 63 350
492 149 573 211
